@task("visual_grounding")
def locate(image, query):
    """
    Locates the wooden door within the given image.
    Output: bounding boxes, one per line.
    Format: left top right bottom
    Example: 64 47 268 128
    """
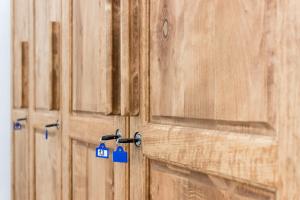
30 0 62 199
61 0 129 199
130 0 300 199
12 0 31 199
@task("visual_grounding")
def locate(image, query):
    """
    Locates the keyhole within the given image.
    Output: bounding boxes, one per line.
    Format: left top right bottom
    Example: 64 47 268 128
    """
162 19 168 38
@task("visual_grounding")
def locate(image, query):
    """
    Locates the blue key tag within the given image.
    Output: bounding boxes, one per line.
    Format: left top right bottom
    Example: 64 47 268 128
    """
113 146 128 163
96 143 110 159
44 129 48 140
14 122 22 130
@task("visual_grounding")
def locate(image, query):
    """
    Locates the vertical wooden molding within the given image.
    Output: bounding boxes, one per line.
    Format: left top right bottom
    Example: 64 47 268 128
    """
21 41 29 108
105 0 113 115
112 0 121 115
277 0 300 199
49 22 61 110
120 0 130 115
120 0 140 116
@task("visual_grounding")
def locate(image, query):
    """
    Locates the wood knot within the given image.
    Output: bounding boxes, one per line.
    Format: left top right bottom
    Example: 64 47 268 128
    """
162 19 168 38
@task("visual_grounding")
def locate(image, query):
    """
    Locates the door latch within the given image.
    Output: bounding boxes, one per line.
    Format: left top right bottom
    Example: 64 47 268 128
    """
44 120 60 140
117 132 142 147
101 129 122 142
13 117 27 130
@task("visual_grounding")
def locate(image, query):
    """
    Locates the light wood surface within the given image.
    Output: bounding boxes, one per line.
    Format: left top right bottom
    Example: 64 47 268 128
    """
12 0 300 199
62 0 128 200
72 0 113 115
34 0 61 111
11 0 31 199
120 0 140 116
129 0 299 200
12 0 30 109
12 110 29 200
150 161 275 200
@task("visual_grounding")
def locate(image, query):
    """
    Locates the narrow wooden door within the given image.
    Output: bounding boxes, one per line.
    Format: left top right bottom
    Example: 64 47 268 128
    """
130 0 300 199
30 0 62 199
61 0 129 199
11 0 31 199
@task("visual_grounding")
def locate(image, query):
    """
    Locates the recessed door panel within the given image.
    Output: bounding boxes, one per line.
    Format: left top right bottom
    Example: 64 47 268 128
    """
12 116 29 200
35 128 61 200
72 140 114 200
62 0 127 199
150 161 275 200
13 0 30 109
150 0 275 125
35 0 61 111
130 0 278 199
72 0 120 115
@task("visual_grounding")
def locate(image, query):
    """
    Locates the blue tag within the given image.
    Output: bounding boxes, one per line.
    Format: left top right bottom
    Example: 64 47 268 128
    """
14 122 22 130
96 143 110 159
113 146 128 163
44 129 48 140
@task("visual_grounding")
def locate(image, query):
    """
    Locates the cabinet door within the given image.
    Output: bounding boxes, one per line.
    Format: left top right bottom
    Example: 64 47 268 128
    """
30 115 61 200
61 0 128 199
12 111 29 200
12 0 31 198
130 0 285 199
30 0 62 199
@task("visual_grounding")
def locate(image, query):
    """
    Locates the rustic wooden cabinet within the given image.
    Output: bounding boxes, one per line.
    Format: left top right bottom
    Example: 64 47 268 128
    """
12 0 300 199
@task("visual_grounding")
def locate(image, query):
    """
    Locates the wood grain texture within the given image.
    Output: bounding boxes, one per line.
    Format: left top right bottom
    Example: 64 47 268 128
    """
142 124 277 187
50 22 61 110
12 110 29 200
120 0 140 116
35 129 61 200
21 42 30 108
13 0 300 199
13 129 29 200
150 0 276 125
72 140 114 200
34 0 61 110
130 0 280 199
62 0 128 199
11 0 31 199
150 161 275 200
12 0 30 109
276 0 300 199
72 0 116 114
112 0 121 114
31 3 62 199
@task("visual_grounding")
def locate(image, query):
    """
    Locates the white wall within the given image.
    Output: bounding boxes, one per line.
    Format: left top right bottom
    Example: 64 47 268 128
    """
0 0 11 199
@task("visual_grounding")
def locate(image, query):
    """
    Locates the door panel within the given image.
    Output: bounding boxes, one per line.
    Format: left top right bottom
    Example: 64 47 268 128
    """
149 161 275 200
35 128 61 200
63 116 127 200
142 125 276 186
12 111 29 200
35 0 61 110
62 0 128 199
72 0 117 115
31 0 62 199
29 113 62 200
12 0 30 109
13 128 29 200
72 140 114 200
149 0 275 125
130 0 278 199
12 0 31 199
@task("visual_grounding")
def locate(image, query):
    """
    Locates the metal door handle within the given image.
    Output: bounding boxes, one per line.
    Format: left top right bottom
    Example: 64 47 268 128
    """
44 120 59 140
117 132 142 147
101 129 122 141
13 117 27 130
